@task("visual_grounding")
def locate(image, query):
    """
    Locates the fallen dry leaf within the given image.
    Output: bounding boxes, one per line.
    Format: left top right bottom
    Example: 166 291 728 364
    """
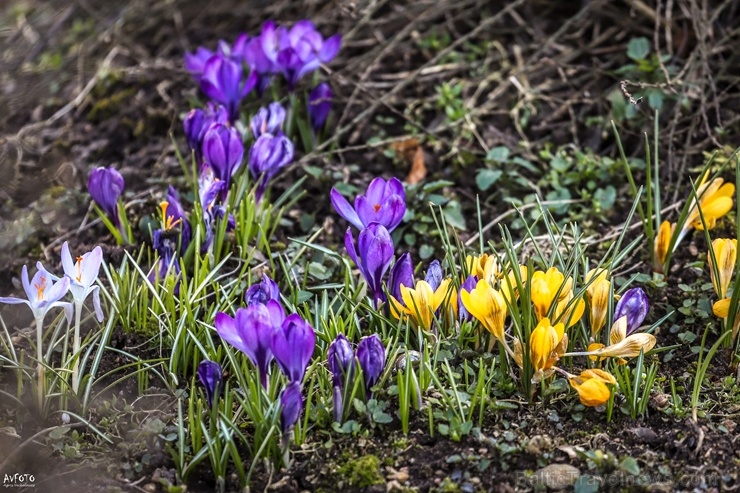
405 147 427 184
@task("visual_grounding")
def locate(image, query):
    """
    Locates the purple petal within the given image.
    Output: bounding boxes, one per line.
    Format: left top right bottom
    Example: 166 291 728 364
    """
280 381 303 433
330 188 363 230
319 34 341 63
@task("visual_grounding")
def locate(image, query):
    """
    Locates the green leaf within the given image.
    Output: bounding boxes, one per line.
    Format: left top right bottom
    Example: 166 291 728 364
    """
443 201 467 230
619 456 640 475
573 475 600 493
647 89 664 110
627 37 650 60
49 426 71 440
372 411 393 424
419 244 435 260
476 169 503 191
486 146 510 163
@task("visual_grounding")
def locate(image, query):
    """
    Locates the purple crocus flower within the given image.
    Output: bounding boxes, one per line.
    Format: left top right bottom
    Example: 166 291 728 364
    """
613 287 649 335
88 166 124 226
183 103 229 159
458 275 478 322
245 274 280 306
0 264 73 325
308 82 332 130
59 242 104 322
345 223 394 306
280 381 303 435
425 260 443 291
164 186 191 252
184 46 215 79
248 132 294 201
203 123 244 195
150 230 182 294
250 102 286 139
199 53 258 121
328 333 355 422
214 300 285 388
197 360 223 407
275 21 342 89
356 334 386 398
272 314 316 382
388 252 414 304
330 177 406 232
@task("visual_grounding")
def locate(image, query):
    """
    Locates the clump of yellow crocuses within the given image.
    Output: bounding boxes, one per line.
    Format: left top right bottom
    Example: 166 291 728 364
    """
708 238 740 346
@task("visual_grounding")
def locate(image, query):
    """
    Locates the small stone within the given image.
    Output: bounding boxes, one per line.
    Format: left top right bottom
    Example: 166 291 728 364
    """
533 464 580 490
526 435 553 455
395 470 409 483
142 484 156 492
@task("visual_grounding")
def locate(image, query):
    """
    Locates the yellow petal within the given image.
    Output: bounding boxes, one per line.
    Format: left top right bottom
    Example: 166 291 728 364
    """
581 368 617 384
609 315 627 345
530 318 559 373
592 333 656 359
587 342 605 362
709 238 737 298
713 297 731 317
653 221 675 272
589 277 611 337
569 377 611 407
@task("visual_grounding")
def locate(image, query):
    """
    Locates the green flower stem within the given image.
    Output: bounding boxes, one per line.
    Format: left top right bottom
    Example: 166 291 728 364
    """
35 316 44 409
72 299 82 393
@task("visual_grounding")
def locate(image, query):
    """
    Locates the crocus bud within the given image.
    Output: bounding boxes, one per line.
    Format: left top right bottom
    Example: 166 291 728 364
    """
199 53 258 121
280 381 303 434
183 103 229 157
330 177 406 232
272 314 316 383
245 275 280 306
184 47 214 79
165 186 191 251
308 82 332 130
88 166 124 226
248 132 295 200
203 123 244 193
424 260 443 291
388 253 414 303
197 360 223 407
613 287 649 335
250 102 286 139
214 301 285 388
345 224 394 306
457 275 478 322
357 334 386 397
328 334 354 389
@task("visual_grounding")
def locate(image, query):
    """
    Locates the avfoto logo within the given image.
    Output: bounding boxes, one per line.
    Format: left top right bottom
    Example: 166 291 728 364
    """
3 473 35 485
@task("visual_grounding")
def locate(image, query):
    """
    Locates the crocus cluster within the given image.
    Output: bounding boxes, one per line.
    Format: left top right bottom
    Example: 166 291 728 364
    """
327 333 386 422
214 275 315 436
653 171 734 274
332 177 407 306
0 242 105 401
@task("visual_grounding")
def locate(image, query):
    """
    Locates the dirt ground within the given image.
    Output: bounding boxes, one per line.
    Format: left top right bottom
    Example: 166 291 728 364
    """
1 0 740 491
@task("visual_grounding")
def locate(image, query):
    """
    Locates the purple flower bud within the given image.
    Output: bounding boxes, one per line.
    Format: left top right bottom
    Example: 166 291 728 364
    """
250 102 286 139
330 177 406 232
274 21 342 89
424 260 443 291
248 132 294 201
613 287 649 335
356 334 386 398
183 103 229 158
272 314 316 382
345 224 394 306
197 360 222 407
199 53 258 121
458 275 478 322
388 252 414 303
245 274 280 306
88 166 124 226
280 381 303 434
308 82 332 130
150 229 182 295
328 333 355 422
203 123 244 194
214 301 285 388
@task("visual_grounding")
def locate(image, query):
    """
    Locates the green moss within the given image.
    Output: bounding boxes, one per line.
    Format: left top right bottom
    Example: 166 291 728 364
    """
87 88 136 122
338 454 384 488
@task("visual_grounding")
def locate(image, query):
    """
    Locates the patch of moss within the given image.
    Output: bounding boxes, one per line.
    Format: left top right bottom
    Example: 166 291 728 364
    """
87 88 136 122
338 454 384 489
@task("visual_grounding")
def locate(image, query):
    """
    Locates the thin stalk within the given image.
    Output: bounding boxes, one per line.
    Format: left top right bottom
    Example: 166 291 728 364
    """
72 300 82 393
35 316 44 409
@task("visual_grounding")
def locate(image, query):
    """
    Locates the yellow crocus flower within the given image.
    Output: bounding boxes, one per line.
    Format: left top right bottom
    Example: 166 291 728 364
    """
568 369 616 407
708 238 737 299
685 174 734 232
588 331 656 360
712 297 740 344
465 254 499 284
460 279 507 343
653 220 675 273
530 267 572 321
585 268 610 338
553 289 586 328
530 317 566 380
390 279 452 331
